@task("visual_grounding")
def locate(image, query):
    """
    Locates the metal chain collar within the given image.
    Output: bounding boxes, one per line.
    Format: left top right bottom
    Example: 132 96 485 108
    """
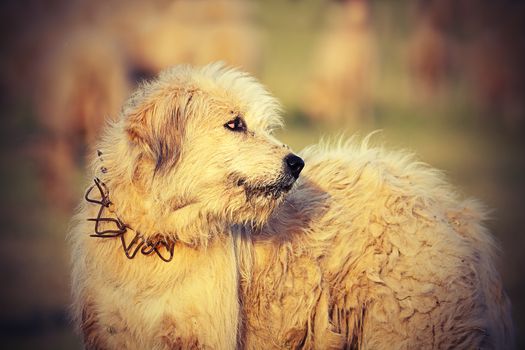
85 178 175 262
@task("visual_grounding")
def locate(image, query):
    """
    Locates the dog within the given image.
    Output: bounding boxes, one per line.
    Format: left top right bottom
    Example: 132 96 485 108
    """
70 63 513 349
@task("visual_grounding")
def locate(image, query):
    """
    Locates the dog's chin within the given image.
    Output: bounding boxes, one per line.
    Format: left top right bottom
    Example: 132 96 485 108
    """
228 174 297 226
242 174 296 201
223 173 296 226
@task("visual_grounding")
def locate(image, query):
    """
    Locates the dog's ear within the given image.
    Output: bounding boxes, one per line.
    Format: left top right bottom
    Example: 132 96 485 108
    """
125 91 192 173
126 100 154 148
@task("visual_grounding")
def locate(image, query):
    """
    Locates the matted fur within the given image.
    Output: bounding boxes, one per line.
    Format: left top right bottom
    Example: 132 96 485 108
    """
70 63 513 349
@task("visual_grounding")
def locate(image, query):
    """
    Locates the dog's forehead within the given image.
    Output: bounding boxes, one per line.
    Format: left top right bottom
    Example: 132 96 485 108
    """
223 97 279 132
161 63 284 132
217 84 282 131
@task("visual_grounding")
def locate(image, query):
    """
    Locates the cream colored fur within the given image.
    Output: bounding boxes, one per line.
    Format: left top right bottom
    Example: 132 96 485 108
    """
70 63 513 349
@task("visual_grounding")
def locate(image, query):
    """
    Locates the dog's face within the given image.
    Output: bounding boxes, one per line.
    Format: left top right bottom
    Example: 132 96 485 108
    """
122 64 303 227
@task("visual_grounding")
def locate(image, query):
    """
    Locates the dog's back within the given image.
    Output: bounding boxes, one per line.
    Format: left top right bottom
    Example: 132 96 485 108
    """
241 140 513 349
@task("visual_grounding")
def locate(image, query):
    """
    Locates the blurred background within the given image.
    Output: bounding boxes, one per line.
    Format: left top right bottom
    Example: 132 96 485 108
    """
1 0 524 348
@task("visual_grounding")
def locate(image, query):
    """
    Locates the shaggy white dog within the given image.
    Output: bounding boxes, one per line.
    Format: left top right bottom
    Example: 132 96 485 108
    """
70 63 513 349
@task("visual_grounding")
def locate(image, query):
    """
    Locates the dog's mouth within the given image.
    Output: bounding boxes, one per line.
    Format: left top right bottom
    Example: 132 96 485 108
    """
235 174 297 200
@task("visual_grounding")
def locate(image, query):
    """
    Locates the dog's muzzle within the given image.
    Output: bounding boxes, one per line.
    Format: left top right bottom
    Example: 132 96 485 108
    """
234 155 304 200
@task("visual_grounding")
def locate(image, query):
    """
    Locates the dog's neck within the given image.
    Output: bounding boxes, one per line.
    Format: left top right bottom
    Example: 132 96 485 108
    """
85 178 226 261
92 144 228 247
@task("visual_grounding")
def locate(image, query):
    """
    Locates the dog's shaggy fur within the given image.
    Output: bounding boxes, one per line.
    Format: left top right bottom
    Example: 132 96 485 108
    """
70 63 513 349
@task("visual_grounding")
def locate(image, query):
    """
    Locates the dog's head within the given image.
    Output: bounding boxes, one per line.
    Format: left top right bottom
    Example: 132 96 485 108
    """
101 63 303 236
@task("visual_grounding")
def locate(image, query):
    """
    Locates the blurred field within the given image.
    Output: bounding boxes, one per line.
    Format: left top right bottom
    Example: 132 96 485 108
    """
1 0 524 348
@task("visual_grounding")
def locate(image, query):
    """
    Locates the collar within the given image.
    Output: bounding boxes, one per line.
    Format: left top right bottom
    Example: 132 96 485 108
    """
85 178 175 262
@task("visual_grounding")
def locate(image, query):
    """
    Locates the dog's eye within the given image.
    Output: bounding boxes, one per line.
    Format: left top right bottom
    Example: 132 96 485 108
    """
224 116 247 132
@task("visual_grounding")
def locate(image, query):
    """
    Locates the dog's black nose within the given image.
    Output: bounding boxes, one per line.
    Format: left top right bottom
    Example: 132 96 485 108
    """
284 154 304 179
